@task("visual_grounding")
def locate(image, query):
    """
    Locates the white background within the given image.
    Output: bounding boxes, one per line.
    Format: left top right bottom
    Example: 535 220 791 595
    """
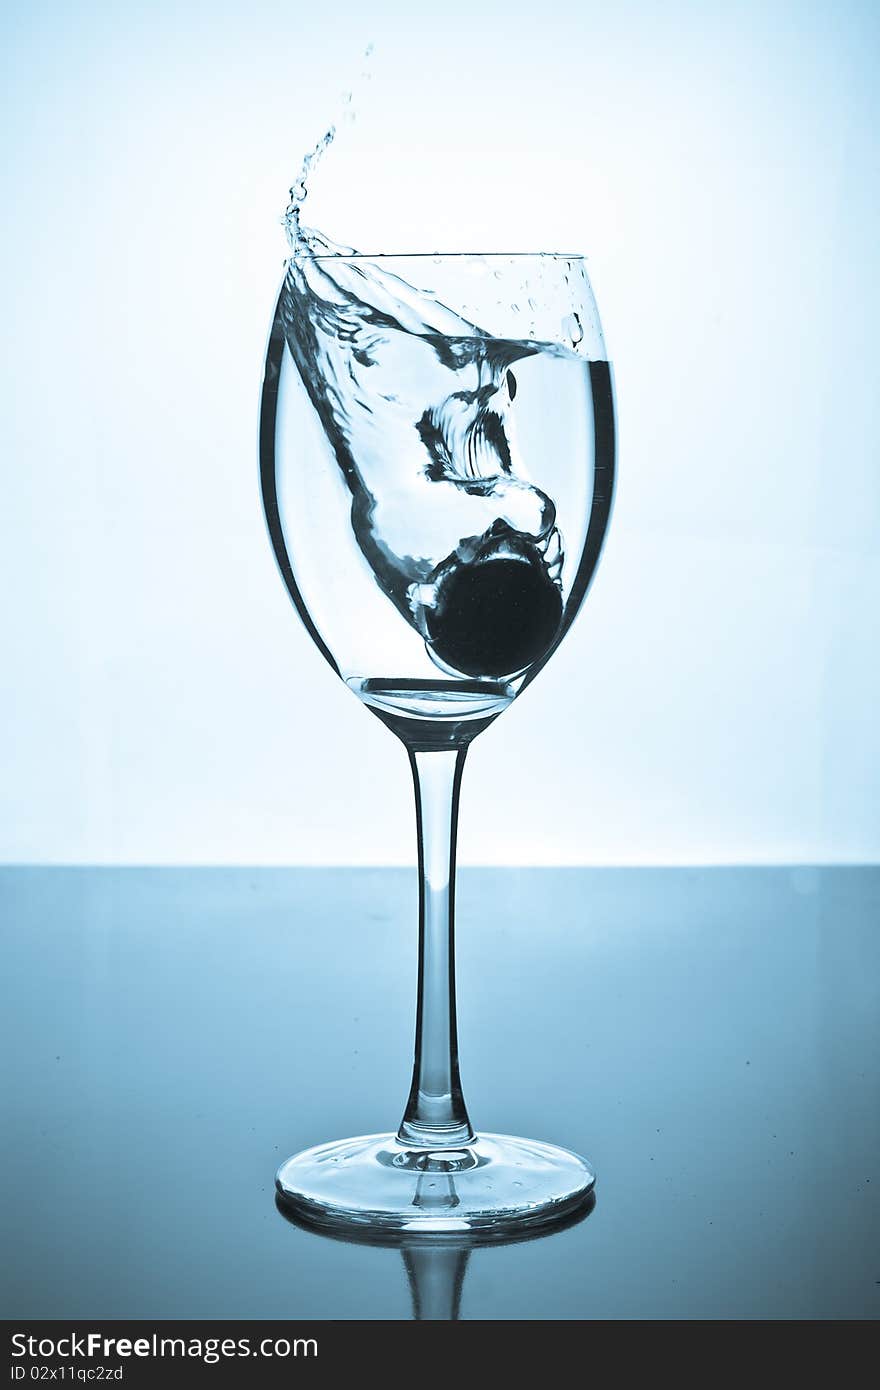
2 0 877 864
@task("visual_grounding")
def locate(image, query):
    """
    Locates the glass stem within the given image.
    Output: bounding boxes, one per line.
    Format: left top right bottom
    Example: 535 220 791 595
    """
398 746 475 1149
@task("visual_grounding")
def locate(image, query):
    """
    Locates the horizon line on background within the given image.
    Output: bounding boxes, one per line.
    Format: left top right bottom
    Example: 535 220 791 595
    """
1 860 877 871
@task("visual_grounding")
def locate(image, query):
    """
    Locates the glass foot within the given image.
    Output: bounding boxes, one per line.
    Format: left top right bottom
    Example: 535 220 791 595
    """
275 1132 596 1237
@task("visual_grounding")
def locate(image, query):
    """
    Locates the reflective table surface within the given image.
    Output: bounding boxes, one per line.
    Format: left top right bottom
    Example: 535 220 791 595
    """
2 867 878 1320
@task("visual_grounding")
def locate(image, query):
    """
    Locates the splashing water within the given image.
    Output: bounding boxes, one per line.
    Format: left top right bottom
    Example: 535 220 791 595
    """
285 126 337 240
278 101 587 680
284 44 373 253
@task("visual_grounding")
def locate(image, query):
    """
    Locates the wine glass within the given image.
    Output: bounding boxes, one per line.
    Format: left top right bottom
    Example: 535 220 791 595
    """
260 249 615 1235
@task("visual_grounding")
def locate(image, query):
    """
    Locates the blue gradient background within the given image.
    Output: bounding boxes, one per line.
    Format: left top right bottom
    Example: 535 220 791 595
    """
2 0 878 865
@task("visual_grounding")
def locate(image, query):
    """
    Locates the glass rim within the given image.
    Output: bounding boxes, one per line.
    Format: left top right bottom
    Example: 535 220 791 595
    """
301 250 587 263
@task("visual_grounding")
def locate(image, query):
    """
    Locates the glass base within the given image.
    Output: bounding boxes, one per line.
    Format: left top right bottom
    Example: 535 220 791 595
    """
275 1132 596 1237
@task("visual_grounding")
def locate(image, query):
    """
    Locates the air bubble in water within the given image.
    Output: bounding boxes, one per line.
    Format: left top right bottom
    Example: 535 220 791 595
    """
564 311 584 346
